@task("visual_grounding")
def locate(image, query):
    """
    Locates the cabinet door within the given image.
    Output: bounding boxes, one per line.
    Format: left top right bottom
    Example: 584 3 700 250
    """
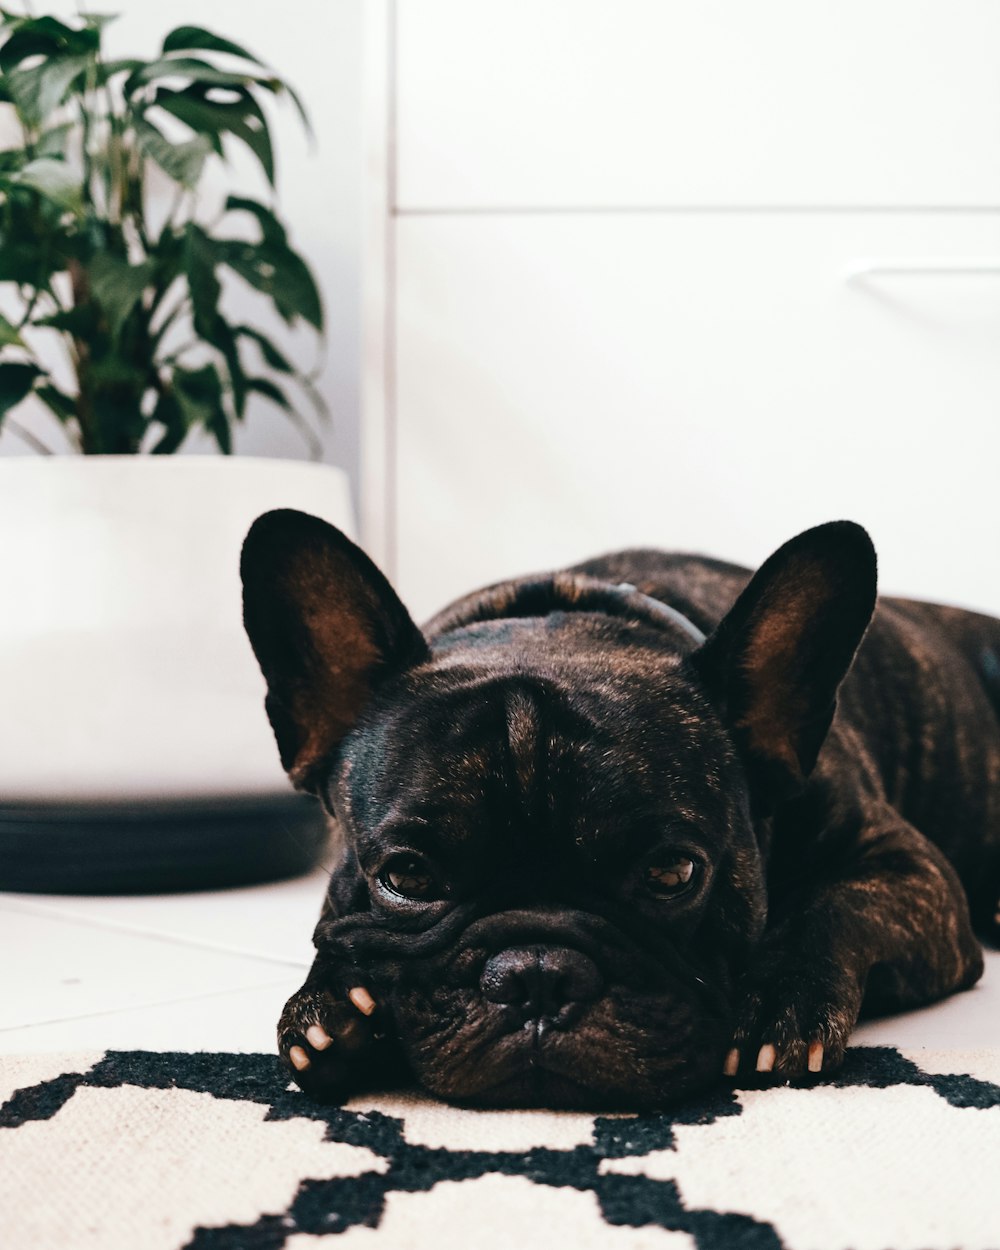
394 213 1000 621
396 0 1000 208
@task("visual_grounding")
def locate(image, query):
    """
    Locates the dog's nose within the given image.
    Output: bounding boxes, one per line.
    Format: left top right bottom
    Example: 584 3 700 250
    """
480 946 603 1019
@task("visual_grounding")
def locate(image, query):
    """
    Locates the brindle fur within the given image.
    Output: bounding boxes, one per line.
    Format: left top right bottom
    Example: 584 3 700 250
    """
241 514 1000 1109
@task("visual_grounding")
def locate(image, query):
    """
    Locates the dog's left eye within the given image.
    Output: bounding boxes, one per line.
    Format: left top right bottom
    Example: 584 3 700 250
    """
645 857 697 898
379 855 440 901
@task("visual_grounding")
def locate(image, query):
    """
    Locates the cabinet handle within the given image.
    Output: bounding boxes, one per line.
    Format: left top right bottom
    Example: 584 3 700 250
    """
845 258 1000 281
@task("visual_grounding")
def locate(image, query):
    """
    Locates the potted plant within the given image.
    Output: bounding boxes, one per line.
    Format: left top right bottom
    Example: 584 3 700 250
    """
0 10 355 892
0 9 324 452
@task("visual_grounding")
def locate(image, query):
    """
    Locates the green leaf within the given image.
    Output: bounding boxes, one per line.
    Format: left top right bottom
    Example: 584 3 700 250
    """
220 239 323 331
35 305 98 336
275 79 312 140
0 361 41 418
88 354 147 388
223 195 286 246
90 375 147 453
149 387 188 453
134 116 214 187
214 318 247 419
161 25 266 67
148 222 187 296
0 146 26 171
88 253 156 339
0 17 98 71
13 157 82 211
149 89 223 156
183 222 221 337
95 56 144 86
246 374 290 409
35 121 73 158
0 188 71 286
0 311 24 346
0 239 52 286
0 29 62 69
183 281 247 420
234 324 293 373
125 56 278 97
154 85 274 184
6 54 92 128
35 382 76 423
173 362 231 453
188 298 248 417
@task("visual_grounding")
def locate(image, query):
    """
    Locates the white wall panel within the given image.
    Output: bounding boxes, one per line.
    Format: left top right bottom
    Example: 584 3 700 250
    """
395 212 1000 621
397 0 1000 208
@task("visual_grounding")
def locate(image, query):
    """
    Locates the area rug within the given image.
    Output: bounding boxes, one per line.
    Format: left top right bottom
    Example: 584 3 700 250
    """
2 1046 999 1250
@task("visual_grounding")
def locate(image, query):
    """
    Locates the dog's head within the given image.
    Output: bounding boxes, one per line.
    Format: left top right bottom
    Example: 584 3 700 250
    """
241 514 875 1108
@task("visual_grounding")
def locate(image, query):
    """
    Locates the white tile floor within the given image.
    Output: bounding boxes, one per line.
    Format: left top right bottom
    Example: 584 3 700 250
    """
0 866 328 1055
1 867 996 1057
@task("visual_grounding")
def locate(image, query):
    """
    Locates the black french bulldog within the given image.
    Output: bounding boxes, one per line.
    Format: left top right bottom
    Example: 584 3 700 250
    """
240 512 1000 1109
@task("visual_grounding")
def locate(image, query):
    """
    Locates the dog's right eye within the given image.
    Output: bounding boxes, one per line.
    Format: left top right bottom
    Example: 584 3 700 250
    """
378 854 441 901
644 855 698 899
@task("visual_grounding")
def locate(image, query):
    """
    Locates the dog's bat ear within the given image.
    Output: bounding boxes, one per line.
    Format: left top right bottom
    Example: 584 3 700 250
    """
691 520 877 813
241 509 428 794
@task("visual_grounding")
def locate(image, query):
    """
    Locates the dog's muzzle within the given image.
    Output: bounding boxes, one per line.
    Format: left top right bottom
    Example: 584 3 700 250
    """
480 944 604 1033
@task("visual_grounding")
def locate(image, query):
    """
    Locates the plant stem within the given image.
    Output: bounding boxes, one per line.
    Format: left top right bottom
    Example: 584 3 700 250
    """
80 54 96 210
67 257 96 453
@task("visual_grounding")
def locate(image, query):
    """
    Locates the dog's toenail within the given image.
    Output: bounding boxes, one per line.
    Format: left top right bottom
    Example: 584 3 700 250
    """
306 1025 332 1050
807 1041 824 1073
723 1048 740 1076
289 1045 311 1071
756 1044 776 1073
349 986 376 1016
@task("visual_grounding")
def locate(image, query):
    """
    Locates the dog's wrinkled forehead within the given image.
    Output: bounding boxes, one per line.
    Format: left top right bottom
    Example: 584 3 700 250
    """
333 626 740 873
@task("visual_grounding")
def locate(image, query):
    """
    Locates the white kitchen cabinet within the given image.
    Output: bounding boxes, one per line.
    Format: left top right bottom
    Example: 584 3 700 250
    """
393 212 1000 620
363 3 1000 621
396 0 1000 209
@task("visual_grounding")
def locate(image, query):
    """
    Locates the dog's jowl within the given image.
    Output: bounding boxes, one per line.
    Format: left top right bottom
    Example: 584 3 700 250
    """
241 514 999 1108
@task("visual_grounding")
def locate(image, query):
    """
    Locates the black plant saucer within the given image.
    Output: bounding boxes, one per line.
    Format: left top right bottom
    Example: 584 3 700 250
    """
0 792 329 895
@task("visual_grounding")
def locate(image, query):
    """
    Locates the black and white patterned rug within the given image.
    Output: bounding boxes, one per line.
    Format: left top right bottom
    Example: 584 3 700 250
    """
3 1046 999 1249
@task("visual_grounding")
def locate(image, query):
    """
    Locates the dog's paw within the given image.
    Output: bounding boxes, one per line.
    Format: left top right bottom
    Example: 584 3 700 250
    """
278 980 392 1101
723 955 863 1083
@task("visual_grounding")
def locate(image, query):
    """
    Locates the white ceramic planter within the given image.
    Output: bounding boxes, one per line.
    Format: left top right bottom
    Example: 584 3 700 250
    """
0 456 355 890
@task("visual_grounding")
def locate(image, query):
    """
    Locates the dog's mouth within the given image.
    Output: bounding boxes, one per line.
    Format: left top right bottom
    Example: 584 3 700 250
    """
319 903 733 1108
387 921 732 1109
394 973 729 1109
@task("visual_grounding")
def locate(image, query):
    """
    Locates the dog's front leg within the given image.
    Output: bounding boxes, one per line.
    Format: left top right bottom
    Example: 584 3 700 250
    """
725 813 984 1081
277 949 408 1101
276 857 410 1101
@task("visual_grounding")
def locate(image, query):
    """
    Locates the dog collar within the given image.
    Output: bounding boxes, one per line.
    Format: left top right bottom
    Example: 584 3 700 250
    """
613 583 707 646
425 573 709 651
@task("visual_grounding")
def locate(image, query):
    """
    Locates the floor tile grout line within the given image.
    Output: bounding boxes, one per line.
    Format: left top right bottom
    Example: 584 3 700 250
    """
0 896 314 972
0 975 295 1036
